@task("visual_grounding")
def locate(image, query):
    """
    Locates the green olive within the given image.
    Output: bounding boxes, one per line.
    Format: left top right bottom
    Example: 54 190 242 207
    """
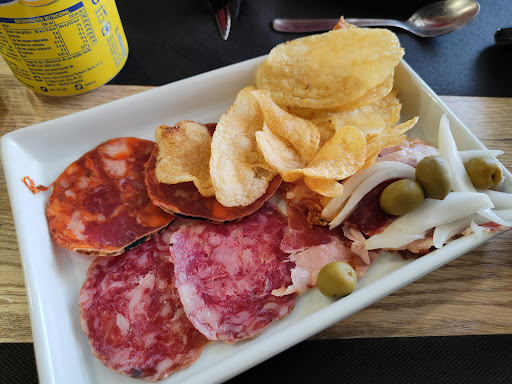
464 157 502 189
415 156 452 200
317 261 357 298
379 179 424 216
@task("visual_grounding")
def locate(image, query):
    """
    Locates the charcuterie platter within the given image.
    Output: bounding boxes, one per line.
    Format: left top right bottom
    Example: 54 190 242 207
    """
2 23 511 384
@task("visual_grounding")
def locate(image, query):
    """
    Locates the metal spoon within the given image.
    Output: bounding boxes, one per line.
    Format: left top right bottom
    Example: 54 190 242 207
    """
273 0 480 37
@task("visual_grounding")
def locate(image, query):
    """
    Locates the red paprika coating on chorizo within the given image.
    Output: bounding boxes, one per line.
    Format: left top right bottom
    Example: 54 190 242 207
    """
47 137 174 256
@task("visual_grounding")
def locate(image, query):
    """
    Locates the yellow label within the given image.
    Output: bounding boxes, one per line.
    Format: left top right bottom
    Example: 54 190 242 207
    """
0 0 128 95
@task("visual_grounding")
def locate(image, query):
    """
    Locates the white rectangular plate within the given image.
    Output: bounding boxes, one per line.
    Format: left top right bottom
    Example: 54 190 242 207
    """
2 57 511 384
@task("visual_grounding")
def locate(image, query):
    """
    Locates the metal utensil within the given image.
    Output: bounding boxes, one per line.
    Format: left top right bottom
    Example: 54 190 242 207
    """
202 0 232 40
273 0 480 38
202 0 242 40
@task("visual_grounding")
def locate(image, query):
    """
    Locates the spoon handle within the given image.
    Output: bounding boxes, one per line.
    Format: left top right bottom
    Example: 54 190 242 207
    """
272 18 339 33
345 18 403 29
272 18 403 33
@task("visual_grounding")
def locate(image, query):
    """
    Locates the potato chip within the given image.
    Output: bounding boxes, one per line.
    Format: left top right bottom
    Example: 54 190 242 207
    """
255 27 404 109
255 124 305 174
210 86 277 207
303 126 367 178
287 74 394 119
284 125 367 182
155 121 215 197
286 85 399 122
363 116 419 168
315 123 337 148
333 16 358 31
321 90 402 136
331 73 394 112
304 176 344 197
252 89 320 162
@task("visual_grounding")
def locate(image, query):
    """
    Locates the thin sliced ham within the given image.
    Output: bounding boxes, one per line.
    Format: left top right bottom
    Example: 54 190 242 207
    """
377 138 439 167
279 180 328 227
273 237 371 296
275 197 373 296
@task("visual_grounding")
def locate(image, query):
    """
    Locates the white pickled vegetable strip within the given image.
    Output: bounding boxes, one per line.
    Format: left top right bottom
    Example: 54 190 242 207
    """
322 161 415 220
458 150 504 162
365 228 425 250
436 115 509 226
477 208 512 227
366 192 494 250
470 220 483 237
390 192 493 234
479 190 512 210
494 209 512 220
438 114 475 192
433 214 486 248
328 165 416 229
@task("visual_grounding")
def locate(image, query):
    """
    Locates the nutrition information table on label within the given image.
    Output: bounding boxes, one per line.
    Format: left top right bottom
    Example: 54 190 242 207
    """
0 2 97 87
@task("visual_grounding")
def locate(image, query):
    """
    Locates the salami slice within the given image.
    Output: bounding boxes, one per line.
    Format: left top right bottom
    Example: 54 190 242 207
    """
144 147 282 222
170 202 297 343
47 137 174 256
79 228 209 381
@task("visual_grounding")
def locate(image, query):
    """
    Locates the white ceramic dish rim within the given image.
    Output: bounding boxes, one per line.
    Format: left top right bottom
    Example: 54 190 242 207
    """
2 56 511 384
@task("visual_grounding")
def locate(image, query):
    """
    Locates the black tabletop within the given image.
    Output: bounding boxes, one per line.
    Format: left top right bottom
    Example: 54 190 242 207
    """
4 1 512 383
111 0 512 97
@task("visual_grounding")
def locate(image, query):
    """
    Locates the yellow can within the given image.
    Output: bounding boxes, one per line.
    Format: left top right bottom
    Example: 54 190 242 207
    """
0 0 128 95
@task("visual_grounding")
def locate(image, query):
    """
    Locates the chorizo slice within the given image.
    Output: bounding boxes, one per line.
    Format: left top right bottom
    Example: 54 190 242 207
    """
47 137 174 256
145 147 281 222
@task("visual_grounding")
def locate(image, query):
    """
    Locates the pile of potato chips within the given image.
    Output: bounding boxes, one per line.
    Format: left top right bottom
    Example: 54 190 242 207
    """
156 20 419 207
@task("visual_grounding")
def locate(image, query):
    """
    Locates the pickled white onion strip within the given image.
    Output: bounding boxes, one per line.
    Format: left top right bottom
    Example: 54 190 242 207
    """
365 192 493 250
458 150 504 162
437 114 509 227
328 165 416 229
434 209 512 248
470 220 484 237
391 192 493 233
433 214 486 248
477 208 512 227
365 228 425 250
494 209 512 220
322 161 415 221
438 114 475 192
479 190 512 210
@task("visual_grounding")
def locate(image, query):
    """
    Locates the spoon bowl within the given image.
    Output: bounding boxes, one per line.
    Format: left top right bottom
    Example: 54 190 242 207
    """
272 0 480 37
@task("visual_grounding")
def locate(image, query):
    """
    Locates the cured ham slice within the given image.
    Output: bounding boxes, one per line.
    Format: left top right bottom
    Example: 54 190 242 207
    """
377 138 439 167
170 203 297 343
281 205 338 253
47 137 174 256
79 228 209 381
274 237 372 296
145 147 282 222
275 202 375 296
343 179 397 237
279 180 328 227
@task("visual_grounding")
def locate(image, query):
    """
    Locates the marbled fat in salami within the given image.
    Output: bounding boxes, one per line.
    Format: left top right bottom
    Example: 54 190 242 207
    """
144 147 282 222
170 203 297 343
47 137 174 256
79 228 209 381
